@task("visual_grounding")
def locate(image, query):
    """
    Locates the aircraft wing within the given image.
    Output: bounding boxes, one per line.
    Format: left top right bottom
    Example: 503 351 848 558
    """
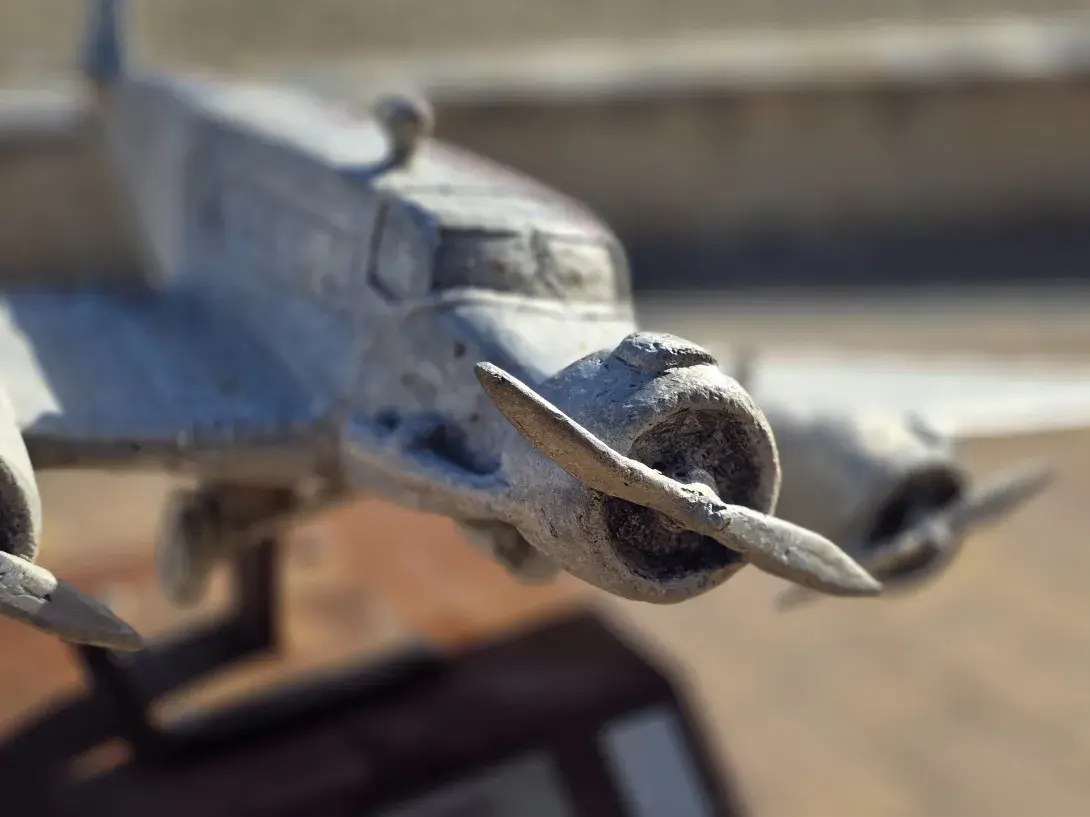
0 288 324 476
727 345 1090 441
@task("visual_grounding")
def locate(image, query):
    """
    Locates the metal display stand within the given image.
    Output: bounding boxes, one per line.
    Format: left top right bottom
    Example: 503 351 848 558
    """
0 536 750 817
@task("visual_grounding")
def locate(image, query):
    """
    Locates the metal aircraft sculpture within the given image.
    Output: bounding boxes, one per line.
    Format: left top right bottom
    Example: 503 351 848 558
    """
0 0 887 651
0 0 1070 651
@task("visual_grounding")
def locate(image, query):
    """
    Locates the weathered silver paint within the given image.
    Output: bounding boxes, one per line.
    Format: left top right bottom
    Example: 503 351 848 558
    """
474 359 879 601
0 1 880 646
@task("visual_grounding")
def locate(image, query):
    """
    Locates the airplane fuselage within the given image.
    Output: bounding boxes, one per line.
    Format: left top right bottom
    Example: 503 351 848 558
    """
96 72 638 490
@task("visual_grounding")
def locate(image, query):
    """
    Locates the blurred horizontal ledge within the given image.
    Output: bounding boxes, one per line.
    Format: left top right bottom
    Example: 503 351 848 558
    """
6 15 1090 291
289 14 1090 277
291 15 1090 100
626 216 1090 292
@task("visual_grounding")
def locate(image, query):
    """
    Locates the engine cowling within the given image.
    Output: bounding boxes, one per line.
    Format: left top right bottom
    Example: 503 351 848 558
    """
498 334 781 603
765 404 968 585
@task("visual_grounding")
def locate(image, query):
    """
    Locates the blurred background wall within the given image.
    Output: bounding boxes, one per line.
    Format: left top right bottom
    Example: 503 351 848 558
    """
5 2 1090 289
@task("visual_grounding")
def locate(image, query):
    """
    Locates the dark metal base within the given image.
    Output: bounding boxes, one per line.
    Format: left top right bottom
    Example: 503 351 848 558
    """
0 539 749 817
0 538 284 770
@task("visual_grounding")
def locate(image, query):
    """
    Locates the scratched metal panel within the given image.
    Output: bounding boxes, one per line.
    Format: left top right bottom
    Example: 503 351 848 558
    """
177 113 381 403
174 76 609 237
0 289 314 444
351 293 636 474
171 75 389 169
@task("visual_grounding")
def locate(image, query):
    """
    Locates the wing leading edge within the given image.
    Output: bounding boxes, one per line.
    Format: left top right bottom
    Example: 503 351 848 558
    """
0 288 327 477
734 347 1090 441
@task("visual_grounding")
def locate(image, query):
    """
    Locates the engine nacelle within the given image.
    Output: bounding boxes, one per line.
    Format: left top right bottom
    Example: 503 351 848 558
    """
764 404 966 579
500 334 781 603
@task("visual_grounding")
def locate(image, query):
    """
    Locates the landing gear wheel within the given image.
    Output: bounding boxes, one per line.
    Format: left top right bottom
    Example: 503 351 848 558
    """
156 489 224 608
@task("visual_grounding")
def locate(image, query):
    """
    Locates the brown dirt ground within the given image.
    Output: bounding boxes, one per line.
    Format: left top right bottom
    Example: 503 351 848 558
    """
0 297 1088 817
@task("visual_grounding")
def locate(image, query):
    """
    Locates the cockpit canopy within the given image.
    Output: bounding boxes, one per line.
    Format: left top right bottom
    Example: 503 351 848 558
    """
432 227 631 304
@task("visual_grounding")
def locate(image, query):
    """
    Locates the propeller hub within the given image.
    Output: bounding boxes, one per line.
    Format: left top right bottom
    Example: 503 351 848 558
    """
491 341 777 600
867 464 964 546
605 407 768 584
862 463 964 582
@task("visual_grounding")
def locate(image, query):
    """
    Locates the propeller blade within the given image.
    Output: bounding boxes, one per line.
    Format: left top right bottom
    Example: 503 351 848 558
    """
778 461 1055 611
476 362 880 597
713 504 883 597
945 462 1054 536
0 550 142 651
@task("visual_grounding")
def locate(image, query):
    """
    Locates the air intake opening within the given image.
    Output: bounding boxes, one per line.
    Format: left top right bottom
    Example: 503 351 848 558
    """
866 465 964 548
604 407 770 583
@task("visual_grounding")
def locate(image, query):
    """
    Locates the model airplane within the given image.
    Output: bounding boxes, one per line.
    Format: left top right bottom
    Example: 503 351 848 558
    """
0 1 1072 652
0 0 891 651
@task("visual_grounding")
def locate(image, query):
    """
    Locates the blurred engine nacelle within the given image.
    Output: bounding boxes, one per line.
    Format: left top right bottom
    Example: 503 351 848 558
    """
764 403 1049 603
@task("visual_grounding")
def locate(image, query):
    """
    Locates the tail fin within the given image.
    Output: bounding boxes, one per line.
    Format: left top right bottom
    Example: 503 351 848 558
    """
81 0 126 88
80 0 158 284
